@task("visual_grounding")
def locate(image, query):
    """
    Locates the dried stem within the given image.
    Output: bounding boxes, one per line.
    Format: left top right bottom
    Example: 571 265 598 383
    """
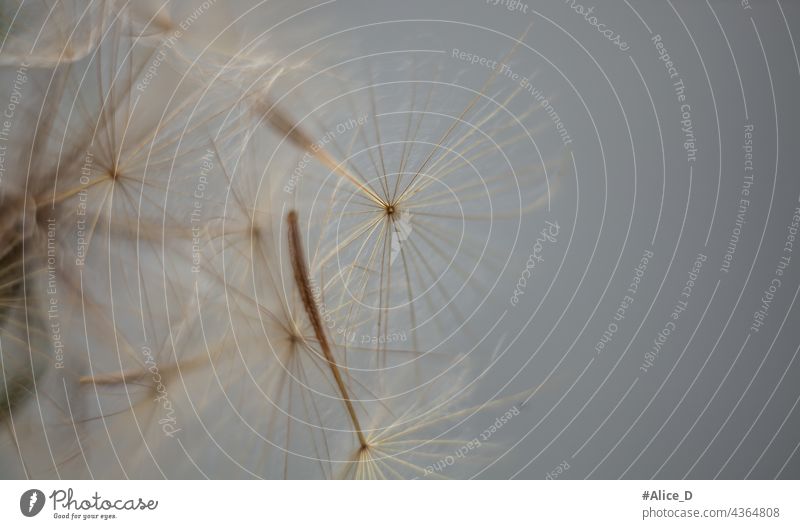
78 357 205 387
287 210 367 449
263 101 385 206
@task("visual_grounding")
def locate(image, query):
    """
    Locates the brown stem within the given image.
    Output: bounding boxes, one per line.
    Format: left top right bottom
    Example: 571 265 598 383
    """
78 357 205 387
262 101 384 207
287 210 367 449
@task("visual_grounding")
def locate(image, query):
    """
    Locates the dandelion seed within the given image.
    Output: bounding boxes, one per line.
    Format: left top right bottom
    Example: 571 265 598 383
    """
253 40 556 367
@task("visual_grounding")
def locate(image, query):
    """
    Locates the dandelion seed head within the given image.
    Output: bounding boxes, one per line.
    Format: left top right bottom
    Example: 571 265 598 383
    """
1 5 561 479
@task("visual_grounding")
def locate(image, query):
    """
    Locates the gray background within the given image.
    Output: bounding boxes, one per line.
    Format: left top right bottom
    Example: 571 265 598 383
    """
317 0 800 479
2 0 799 479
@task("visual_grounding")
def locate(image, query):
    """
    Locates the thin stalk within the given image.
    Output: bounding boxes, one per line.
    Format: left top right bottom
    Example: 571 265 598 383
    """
287 210 367 449
263 101 385 207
